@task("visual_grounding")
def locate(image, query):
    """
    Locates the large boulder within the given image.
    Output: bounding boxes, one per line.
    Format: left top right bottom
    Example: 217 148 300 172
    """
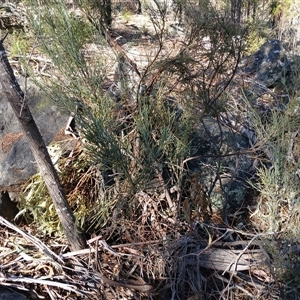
187 117 254 215
242 39 290 88
0 78 68 192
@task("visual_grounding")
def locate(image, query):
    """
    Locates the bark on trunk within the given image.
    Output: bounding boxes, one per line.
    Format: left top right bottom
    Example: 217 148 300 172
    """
0 39 86 251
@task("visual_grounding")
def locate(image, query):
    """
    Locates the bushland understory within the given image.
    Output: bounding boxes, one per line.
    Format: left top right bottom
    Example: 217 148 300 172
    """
1 0 300 299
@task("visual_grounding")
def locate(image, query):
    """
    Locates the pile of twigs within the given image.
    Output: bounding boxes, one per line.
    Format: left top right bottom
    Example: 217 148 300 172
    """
0 215 157 299
0 213 280 300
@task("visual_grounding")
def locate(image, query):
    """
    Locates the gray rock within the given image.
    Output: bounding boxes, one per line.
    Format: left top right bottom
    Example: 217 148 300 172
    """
0 286 27 300
0 2 28 31
188 117 253 214
0 78 68 192
242 39 290 88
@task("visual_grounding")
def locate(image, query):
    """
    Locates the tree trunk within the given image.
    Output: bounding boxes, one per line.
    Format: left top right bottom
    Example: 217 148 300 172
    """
231 0 242 24
0 39 86 251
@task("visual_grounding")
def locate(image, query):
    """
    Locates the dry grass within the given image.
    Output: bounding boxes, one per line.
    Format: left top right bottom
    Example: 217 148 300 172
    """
0 204 281 299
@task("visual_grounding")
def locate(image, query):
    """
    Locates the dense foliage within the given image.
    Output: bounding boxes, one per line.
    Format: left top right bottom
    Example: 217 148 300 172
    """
2 0 300 298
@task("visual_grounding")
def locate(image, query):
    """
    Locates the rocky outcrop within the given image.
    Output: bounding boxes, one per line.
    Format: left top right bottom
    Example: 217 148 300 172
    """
0 78 69 192
188 39 292 217
242 39 289 87
222 39 292 142
187 117 253 216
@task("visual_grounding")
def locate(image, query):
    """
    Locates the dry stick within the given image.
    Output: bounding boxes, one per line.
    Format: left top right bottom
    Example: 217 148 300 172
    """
62 238 155 292
220 234 269 299
0 216 63 264
95 271 154 292
0 37 86 251
0 216 154 292
88 242 154 292
0 275 93 296
62 239 161 258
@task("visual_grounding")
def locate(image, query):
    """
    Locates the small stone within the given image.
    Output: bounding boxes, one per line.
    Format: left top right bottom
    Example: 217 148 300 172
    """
0 286 27 300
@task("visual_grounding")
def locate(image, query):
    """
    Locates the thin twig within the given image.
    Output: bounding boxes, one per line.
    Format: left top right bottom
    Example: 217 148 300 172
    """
0 216 63 264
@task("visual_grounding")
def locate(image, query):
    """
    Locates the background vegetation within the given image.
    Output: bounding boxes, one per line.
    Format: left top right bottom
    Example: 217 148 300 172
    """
2 0 300 299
